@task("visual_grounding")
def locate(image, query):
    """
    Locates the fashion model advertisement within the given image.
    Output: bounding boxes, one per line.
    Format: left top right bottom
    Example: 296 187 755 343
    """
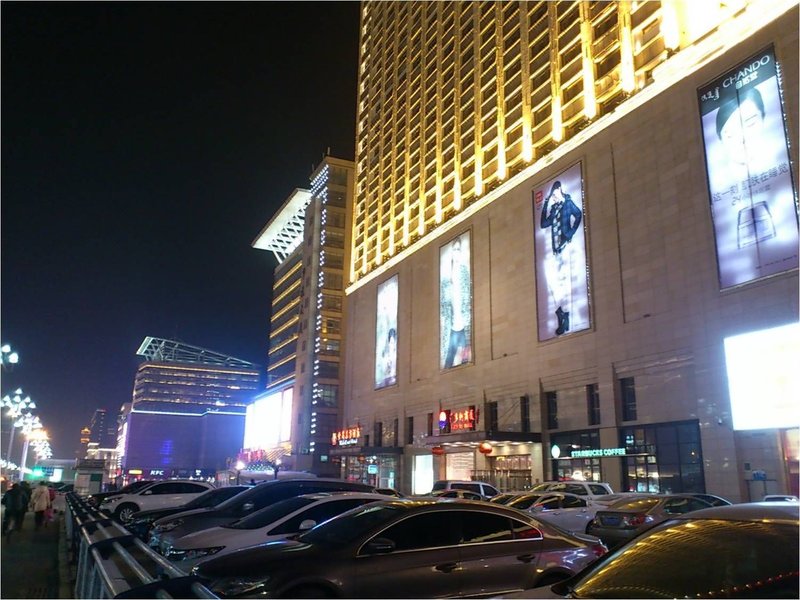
375 274 398 389
439 231 473 370
698 46 798 289
533 162 590 341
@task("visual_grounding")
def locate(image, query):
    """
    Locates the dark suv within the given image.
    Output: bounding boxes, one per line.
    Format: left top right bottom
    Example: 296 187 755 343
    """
150 478 375 553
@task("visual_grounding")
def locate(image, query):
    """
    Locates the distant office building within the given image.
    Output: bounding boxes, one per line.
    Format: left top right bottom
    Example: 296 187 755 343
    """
340 1 798 499
118 337 261 479
249 156 355 476
88 408 117 449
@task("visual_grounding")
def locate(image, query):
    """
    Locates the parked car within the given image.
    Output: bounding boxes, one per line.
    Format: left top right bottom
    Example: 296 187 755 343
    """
101 480 216 523
489 492 521 504
192 498 608 598
763 494 799 502
507 502 799 599
88 480 154 506
529 481 614 499
374 487 404 497
430 489 486 501
431 479 500 498
688 492 732 506
151 478 376 554
127 485 252 541
164 492 389 571
587 493 713 548
506 492 631 534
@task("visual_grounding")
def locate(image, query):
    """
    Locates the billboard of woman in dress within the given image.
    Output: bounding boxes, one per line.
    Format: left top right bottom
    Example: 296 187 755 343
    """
440 231 473 370
375 275 398 388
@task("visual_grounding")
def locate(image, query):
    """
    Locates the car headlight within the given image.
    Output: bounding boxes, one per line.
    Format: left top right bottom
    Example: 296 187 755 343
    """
102 496 122 505
167 546 225 561
209 575 271 597
153 519 183 533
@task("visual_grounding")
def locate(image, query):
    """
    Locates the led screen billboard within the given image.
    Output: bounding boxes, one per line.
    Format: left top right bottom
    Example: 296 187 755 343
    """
698 46 798 289
244 388 293 450
440 231 473 370
533 162 590 341
724 322 799 430
375 274 398 388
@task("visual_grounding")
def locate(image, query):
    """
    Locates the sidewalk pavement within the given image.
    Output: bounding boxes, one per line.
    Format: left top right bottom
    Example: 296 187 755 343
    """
1 509 69 599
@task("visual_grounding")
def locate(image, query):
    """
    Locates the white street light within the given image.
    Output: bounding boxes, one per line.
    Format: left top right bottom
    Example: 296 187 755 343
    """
2 388 36 419
18 415 44 477
1 343 19 368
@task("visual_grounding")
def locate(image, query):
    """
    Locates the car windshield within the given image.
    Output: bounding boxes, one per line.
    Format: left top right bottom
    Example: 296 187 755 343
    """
225 496 317 530
298 503 402 546
507 494 545 510
568 518 798 598
184 486 245 510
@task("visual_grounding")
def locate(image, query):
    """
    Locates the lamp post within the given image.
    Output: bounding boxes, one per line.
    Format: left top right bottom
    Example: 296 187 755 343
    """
3 389 36 462
17 414 43 479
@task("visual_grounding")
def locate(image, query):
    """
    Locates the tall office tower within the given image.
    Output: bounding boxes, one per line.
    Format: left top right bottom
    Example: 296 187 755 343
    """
250 156 355 477
88 408 117 449
340 1 798 498
118 337 261 480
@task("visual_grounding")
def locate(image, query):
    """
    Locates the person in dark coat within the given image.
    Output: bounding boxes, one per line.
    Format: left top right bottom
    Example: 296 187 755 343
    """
2 483 27 538
18 481 32 529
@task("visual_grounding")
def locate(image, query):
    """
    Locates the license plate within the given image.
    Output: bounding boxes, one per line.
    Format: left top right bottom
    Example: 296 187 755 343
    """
601 515 621 526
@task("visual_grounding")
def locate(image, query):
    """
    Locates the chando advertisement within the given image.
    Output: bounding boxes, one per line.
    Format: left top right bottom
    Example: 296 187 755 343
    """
375 274 398 389
698 46 798 289
533 162 590 341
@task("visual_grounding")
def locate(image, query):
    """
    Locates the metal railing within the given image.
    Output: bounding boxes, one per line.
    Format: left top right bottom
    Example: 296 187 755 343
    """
65 493 219 599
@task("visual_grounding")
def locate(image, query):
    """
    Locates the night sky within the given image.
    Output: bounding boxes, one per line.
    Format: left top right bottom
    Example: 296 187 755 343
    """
1 2 361 458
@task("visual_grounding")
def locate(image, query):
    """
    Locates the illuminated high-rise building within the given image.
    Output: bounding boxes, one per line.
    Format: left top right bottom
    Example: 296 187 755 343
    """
340 1 798 498
118 337 260 479
249 156 355 476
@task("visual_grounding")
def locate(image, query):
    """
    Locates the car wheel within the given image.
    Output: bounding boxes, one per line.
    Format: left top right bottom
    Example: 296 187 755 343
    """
537 573 570 587
114 503 139 523
284 585 335 598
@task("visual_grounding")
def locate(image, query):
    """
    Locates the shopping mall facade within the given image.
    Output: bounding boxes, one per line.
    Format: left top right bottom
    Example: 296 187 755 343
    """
337 1 798 502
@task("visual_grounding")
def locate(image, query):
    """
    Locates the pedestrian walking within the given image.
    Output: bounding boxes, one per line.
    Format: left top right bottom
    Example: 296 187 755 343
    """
18 481 32 530
1 483 27 538
44 484 56 525
29 481 50 530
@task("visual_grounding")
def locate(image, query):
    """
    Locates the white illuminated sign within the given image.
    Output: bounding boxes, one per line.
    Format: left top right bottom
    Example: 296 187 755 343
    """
725 322 800 431
244 389 293 450
440 231 473 369
375 275 398 389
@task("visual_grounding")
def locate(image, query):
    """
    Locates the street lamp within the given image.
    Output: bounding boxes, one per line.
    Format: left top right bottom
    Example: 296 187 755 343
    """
3 390 36 462
1 344 19 369
17 415 43 478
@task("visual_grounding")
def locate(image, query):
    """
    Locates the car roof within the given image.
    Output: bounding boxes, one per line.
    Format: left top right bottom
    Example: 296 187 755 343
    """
672 501 799 522
296 491 390 501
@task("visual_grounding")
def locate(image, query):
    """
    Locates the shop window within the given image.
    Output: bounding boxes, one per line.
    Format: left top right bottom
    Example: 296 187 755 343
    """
393 418 399 447
587 383 601 425
487 402 498 432
520 395 530 433
546 392 558 430
374 422 383 447
620 377 637 421
427 412 434 436
406 416 414 445
364 434 370 447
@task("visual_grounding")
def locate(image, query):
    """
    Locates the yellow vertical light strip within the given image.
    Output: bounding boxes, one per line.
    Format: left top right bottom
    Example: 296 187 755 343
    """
374 9 387 267
520 1 534 163
548 2 563 142
402 5 412 247
660 0 681 51
618 1 635 93
388 6 400 258
453 3 463 212
473 5 484 197
354 4 369 279
579 1 597 119
416 3 428 237
434 1 444 224
495 1 507 181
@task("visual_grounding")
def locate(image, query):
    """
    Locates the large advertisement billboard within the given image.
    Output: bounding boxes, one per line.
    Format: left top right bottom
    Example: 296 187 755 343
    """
533 162 590 341
243 388 292 450
440 231 473 370
375 275 398 388
698 46 798 289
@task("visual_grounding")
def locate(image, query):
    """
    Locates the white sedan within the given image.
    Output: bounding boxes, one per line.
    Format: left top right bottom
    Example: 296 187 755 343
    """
163 491 389 571
506 491 636 534
101 480 215 523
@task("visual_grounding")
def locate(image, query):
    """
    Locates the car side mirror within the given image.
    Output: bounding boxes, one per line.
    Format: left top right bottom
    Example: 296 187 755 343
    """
298 519 317 531
364 537 395 554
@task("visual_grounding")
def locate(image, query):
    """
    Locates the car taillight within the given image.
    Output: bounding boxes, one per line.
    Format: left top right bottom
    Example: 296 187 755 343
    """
624 513 649 527
591 543 608 558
